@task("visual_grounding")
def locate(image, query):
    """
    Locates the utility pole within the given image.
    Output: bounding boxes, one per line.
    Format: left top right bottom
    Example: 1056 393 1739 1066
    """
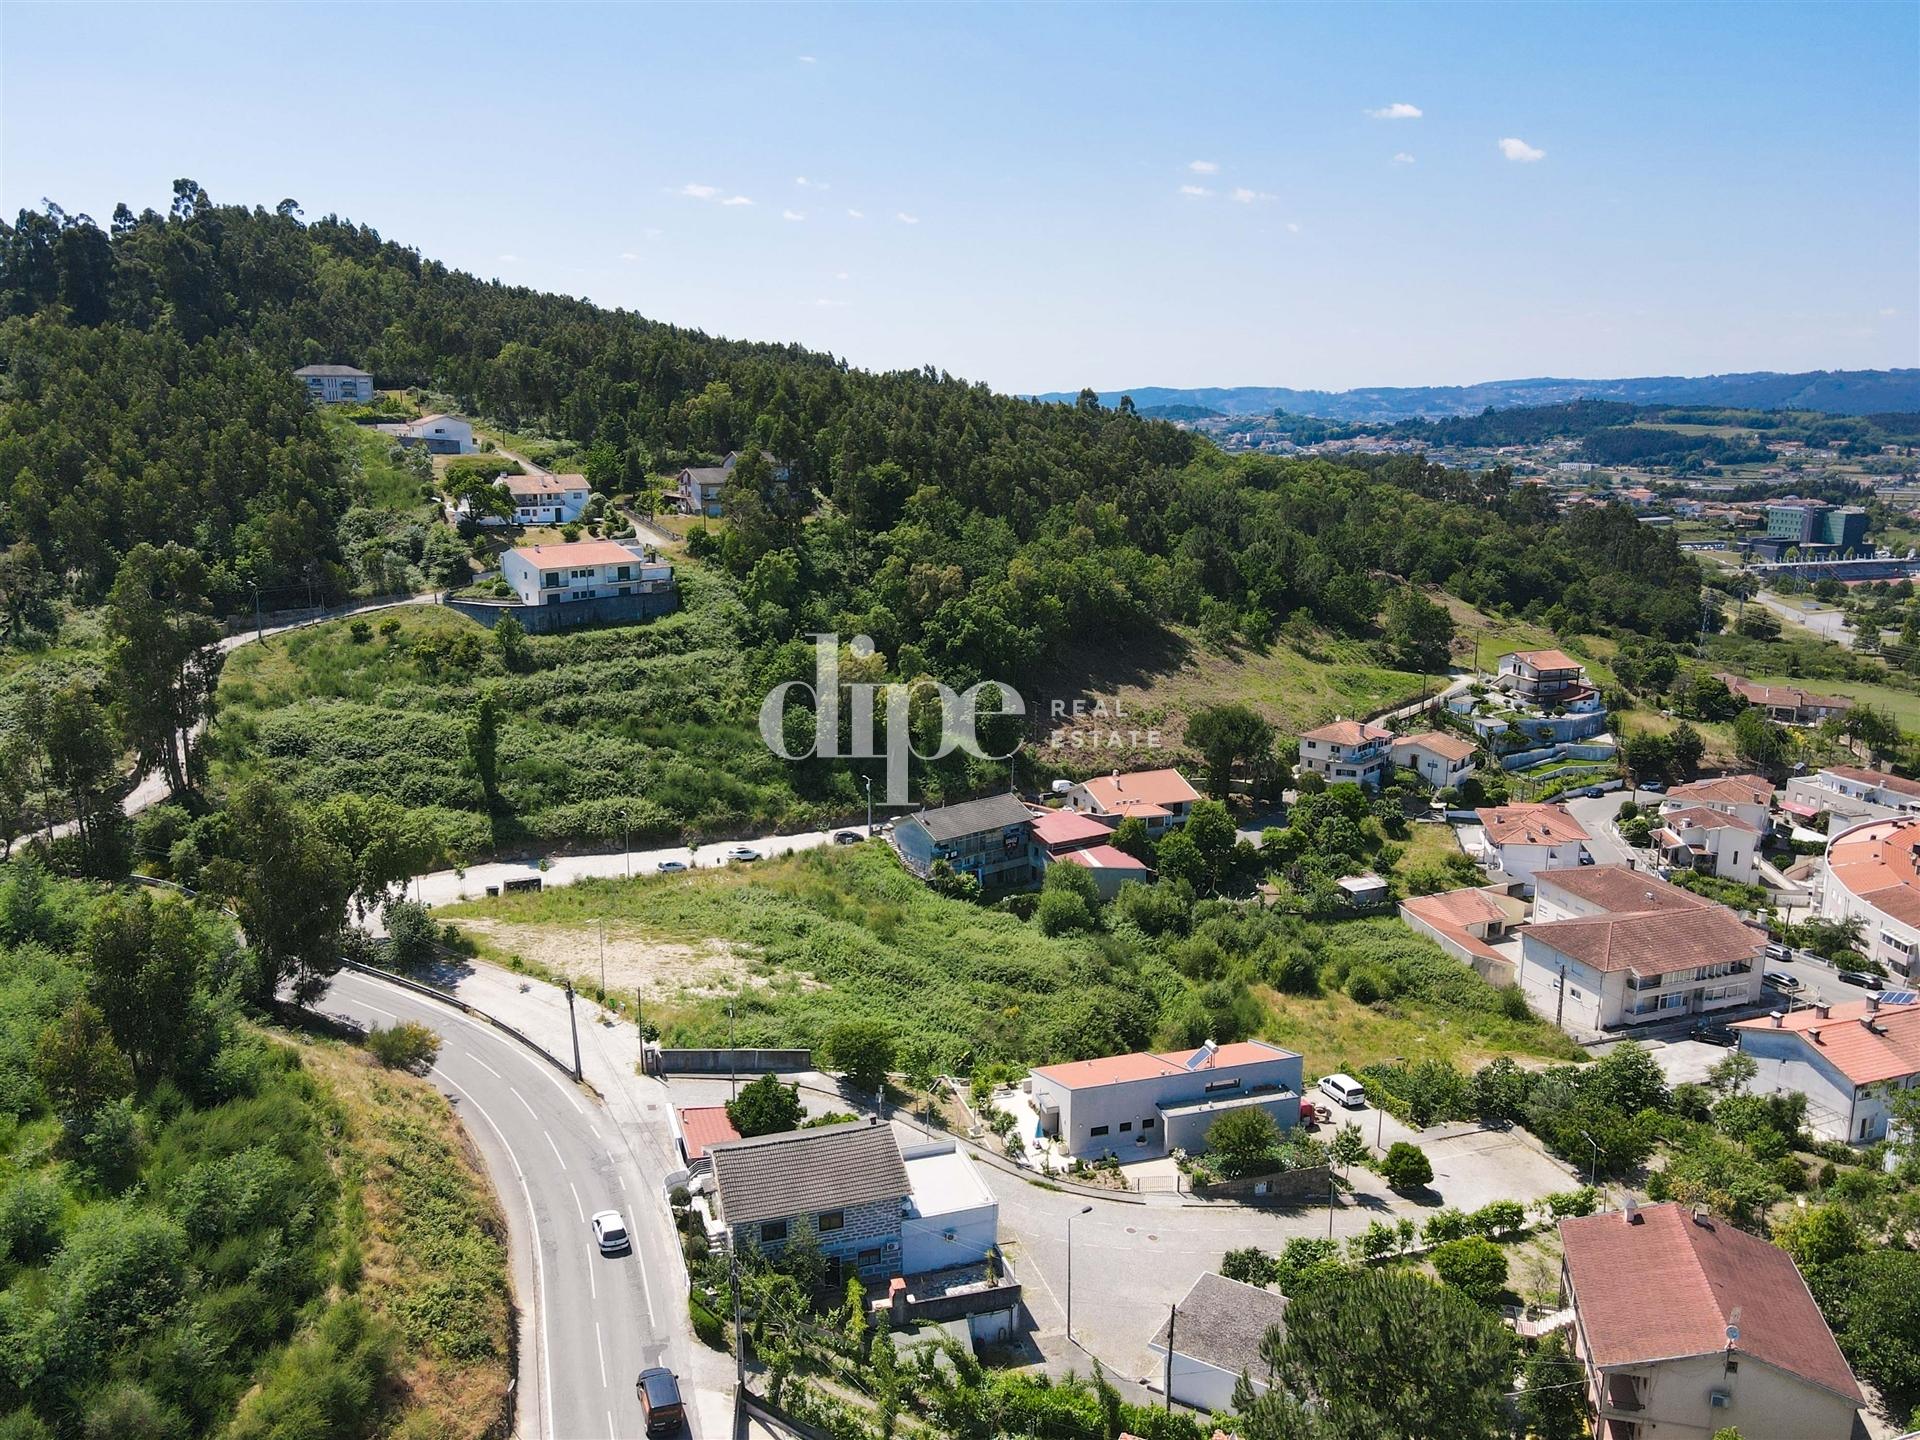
1328 1164 1337 1238
864 775 873 836
728 994 737 1102
1555 964 1568 1032
730 1243 746 1388
598 918 606 1000
618 807 631 879
1066 1204 1092 1348
253 583 263 643
1164 1302 1175 1412
562 979 583 1082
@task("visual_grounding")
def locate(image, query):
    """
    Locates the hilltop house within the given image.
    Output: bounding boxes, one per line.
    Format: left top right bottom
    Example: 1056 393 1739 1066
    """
500 540 673 608
1390 730 1478 789
293 363 372 404
1496 648 1593 708
893 794 1036 891
1735 995 1920 1145
1297 719 1392 789
1659 775 1775 832
1653 807 1762 886
1517 867 1764 1033
675 450 789 517
1715 674 1851 727
378 412 474 454
464 473 592 527
1559 1202 1861 1440
1061 767 1201 833
1473 802 1589 890
1027 1039 1302 1162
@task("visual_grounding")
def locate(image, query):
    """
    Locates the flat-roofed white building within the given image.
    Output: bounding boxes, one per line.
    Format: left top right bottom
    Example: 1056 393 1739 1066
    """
899 1140 999 1274
1027 1039 1302 1161
379 412 474 454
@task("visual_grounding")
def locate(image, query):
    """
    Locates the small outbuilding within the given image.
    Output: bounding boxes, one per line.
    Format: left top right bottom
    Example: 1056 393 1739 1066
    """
1147 1272 1290 1413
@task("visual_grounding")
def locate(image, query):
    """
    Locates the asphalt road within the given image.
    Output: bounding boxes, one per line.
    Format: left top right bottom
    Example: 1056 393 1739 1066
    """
320 969 696 1440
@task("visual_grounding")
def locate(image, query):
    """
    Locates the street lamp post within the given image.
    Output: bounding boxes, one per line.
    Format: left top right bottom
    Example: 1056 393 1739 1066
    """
618 807 630 879
864 775 873 836
598 918 606 1000
1580 1128 1600 1188
1065 1204 1092 1347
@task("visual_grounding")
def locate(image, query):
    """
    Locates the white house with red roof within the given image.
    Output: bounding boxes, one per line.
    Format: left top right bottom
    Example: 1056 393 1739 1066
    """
464 472 592 527
1736 994 1920 1144
1397 884 1528 985
1061 767 1201 834
1559 1202 1861 1440
1659 774 1775 833
500 539 673 608
1496 648 1596 708
1296 718 1393 789
1026 1039 1302 1161
1518 867 1765 1033
1389 730 1479 788
1654 806 1762 885
1472 801 1590 892
1819 815 1920 978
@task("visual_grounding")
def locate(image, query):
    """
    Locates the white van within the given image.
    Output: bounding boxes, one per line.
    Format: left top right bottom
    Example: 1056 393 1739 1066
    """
1318 1073 1367 1109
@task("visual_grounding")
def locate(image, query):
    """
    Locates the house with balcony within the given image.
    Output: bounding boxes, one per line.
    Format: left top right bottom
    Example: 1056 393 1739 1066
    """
1061 767 1201 833
1517 867 1765 1033
1496 648 1594 708
1653 807 1762 886
1390 730 1478 789
1473 802 1589 891
1029 808 1151 899
1027 1039 1302 1162
1715 674 1851 727
675 449 790 517
1297 719 1392 789
1787 764 1920 826
1559 1201 1861 1440
293 363 372 404
378 412 474 454
1659 774 1775 832
461 472 593 527
893 793 1037 891
500 540 674 607
1735 994 1920 1145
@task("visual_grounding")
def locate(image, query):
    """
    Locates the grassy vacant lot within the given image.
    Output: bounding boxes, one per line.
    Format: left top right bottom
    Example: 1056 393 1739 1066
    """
439 845 1585 1077
212 572 836 859
326 410 438 517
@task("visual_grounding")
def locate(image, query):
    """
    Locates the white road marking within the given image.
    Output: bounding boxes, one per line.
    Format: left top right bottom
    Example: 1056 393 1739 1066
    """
468 1053 502 1078
432 1071 555 1440
511 1086 538 1118
359 1001 400 1020
544 1130 568 1169
568 1181 586 1222
617 1172 627 1192
607 1412 616 1440
595 1321 608 1387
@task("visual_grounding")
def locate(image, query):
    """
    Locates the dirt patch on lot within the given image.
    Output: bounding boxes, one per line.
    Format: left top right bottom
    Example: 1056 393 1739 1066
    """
451 918 806 1000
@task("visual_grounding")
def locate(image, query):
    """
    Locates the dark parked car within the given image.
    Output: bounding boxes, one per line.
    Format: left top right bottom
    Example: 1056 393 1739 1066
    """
1765 970 1804 995
833 829 863 845
1689 1022 1738 1047
1838 970 1885 991
637 1368 685 1435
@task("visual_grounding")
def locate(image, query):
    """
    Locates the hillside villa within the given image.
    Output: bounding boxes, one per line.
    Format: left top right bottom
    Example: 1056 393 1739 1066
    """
1061 767 1201 833
1659 774 1775 832
1297 719 1392 789
1559 1201 1861 1440
1735 994 1920 1144
500 539 674 608
1472 801 1590 891
1652 807 1763 886
1496 648 1593 707
1517 867 1765 1034
1715 674 1851 727
1390 730 1479 789
675 449 789 517
293 362 372 404
377 412 475 454
464 472 592 527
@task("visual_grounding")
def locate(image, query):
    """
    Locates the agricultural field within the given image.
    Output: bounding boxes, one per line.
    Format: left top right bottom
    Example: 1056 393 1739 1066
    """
437 844 1586 1078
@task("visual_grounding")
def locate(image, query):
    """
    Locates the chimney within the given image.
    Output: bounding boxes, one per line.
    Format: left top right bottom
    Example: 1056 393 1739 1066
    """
1814 1003 1831 1019
1866 995 1881 1014
1692 1204 1711 1225
1624 1197 1641 1224
1769 1010 1784 1028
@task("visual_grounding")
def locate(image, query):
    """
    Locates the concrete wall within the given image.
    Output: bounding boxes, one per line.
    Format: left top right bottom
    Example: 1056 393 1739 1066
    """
1190 1163 1332 1205
442 591 678 634
1161 1091 1301 1156
902 1203 997 1274
1739 1027 1867 1143
1517 936 1612 1032
735 1194 903 1279
657 1048 812 1075
1144 1349 1260 1415
1494 842 1585 891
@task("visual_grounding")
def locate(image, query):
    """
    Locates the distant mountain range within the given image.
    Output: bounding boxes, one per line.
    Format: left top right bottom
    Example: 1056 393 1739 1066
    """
1033 369 1920 420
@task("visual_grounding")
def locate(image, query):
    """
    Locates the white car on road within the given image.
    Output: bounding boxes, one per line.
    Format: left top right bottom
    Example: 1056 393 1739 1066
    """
726 845 762 862
591 1209 631 1254
655 859 688 874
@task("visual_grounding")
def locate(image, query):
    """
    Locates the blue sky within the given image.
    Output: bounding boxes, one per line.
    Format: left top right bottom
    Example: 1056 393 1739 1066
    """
3 2 1915 393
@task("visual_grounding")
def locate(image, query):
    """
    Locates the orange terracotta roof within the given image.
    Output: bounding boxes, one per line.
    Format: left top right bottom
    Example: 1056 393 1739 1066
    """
1659 805 1759 834
1732 997 1920 1086
1476 802 1590 847
1534 865 1713 914
1825 817 1920 929
1028 808 1114 848
501 472 586 497
1717 675 1850 712
1077 769 1201 811
1402 886 1512 929
1032 1039 1297 1090
509 540 654 568
1561 1203 1860 1404
1299 719 1392 747
1664 774 1774 808
679 1105 742 1162
1524 905 1762 977
1061 843 1152 873
1393 731 1477 762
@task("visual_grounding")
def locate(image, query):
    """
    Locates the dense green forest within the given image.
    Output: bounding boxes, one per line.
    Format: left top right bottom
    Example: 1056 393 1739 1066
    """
1384 397 1920 457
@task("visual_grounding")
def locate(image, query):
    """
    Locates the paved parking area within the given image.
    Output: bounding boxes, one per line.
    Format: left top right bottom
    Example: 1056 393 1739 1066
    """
1637 1037 1737 1089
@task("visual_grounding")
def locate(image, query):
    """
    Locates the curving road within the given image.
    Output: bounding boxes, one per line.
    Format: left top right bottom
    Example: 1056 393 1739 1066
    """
319 969 699 1440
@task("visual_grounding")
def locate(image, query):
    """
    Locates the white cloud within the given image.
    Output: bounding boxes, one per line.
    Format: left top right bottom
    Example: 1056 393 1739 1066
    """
1498 136 1545 163
1178 184 1213 197
721 195 754 206
1367 102 1422 120
847 208 866 219
497 253 520 262
1393 152 1415 165
795 176 828 189
1188 159 1219 174
836 271 849 280
1881 307 1899 317
643 227 663 239
797 54 816 63
1286 222 1302 233
783 210 806 221
895 212 919 224
812 297 846 307
678 183 719 200
618 251 640 261
1231 187 1277 203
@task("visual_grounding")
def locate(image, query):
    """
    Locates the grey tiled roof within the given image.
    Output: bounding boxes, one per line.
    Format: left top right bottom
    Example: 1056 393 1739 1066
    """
293 364 370 377
1151 1272 1290 1378
909 793 1033 843
709 1120 909 1227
